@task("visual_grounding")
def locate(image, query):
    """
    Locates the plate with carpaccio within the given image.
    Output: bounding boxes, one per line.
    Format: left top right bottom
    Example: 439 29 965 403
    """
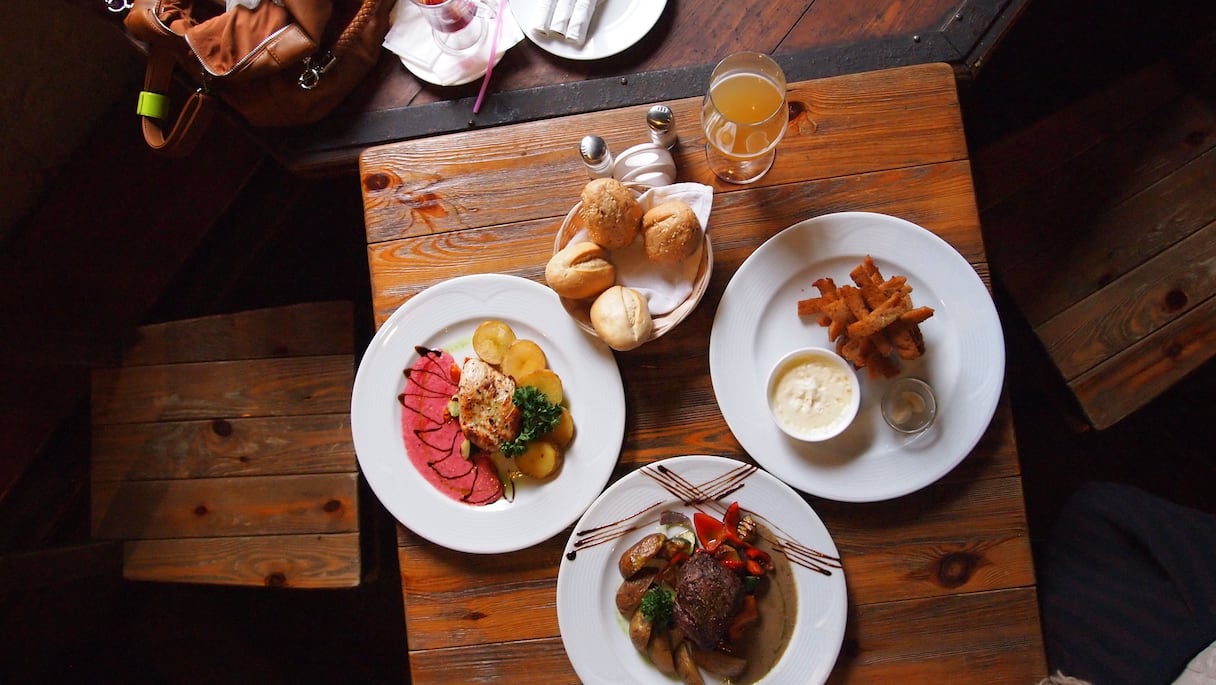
352 273 625 553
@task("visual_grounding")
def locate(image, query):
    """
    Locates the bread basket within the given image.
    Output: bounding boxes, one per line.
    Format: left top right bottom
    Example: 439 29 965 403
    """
552 183 713 344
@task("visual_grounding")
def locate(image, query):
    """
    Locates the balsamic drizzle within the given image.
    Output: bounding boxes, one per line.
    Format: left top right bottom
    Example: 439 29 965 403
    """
569 460 842 576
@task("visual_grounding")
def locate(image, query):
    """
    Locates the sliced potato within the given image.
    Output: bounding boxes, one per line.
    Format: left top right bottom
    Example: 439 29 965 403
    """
515 440 562 479
629 607 653 652
546 407 575 447
648 630 676 676
472 320 516 365
674 641 705 685
502 338 546 380
517 368 563 404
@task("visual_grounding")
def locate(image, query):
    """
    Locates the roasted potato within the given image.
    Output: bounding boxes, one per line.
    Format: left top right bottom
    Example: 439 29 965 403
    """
517 368 563 404
618 533 667 579
674 641 706 685
502 339 546 381
629 607 653 652
648 630 676 676
472 320 515 365
515 440 561 479
615 567 658 616
691 647 747 678
546 407 575 447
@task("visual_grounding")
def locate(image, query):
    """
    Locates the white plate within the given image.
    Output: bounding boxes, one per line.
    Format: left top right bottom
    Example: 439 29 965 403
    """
557 454 847 685
709 212 1005 502
352 274 625 553
509 0 666 60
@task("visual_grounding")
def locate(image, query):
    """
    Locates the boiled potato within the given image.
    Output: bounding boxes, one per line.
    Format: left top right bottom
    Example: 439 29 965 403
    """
472 320 515 365
502 338 546 380
629 607 653 652
546 407 575 447
518 368 563 404
515 440 562 479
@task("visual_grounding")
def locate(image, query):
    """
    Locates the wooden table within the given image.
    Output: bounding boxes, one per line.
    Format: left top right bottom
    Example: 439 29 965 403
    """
359 62 1046 683
272 0 1028 175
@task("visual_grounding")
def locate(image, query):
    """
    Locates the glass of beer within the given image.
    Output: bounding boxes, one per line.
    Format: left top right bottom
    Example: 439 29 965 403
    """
700 52 789 184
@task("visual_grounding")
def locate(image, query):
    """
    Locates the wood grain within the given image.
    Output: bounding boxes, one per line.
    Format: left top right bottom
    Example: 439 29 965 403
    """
91 355 354 425
365 63 1045 682
123 532 362 587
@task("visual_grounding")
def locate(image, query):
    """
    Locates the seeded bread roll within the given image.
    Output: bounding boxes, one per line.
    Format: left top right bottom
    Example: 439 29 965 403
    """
546 241 617 300
641 201 701 264
590 285 653 351
580 178 642 249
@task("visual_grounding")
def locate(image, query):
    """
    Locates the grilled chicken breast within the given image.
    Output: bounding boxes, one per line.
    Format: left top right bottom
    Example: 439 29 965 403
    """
457 358 522 451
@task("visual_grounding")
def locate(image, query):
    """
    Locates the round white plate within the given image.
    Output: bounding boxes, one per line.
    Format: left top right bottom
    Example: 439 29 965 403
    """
352 274 625 553
509 0 666 61
557 454 847 685
709 212 1005 502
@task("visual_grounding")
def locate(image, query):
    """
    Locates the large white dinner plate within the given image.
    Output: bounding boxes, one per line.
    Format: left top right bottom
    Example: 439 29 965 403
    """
351 274 624 553
557 455 847 684
709 212 1005 502
509 0 666 61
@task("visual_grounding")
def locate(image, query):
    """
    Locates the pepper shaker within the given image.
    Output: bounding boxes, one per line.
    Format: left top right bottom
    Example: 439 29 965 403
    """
579 135 614 178
646 105 678 149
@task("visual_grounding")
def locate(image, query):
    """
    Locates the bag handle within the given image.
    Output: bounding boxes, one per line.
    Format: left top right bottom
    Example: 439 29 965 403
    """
136 44 218 157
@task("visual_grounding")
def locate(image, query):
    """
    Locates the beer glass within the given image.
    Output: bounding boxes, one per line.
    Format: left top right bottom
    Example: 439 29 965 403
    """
700 52 789 184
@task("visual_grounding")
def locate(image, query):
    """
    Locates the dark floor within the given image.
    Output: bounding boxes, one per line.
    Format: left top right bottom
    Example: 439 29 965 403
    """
4 1 1216 682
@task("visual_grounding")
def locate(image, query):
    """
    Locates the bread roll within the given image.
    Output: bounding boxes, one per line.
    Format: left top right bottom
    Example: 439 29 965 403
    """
546 241 616 300
580 178 642 249
642 201 701 264
590 286 653 351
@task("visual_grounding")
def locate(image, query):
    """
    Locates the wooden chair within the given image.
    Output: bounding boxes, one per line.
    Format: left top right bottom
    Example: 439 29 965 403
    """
975 32 1216 429
90 302 363 587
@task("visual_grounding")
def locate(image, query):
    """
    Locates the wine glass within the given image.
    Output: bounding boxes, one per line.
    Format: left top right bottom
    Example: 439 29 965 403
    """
700 52 789 184
410 0 496 55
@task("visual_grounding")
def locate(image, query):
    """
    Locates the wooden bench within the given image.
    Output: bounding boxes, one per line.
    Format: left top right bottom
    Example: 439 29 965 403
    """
975 31 1216 429
90 302 363 587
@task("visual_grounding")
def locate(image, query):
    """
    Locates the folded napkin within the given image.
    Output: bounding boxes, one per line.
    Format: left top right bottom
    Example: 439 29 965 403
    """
570 183 714 316
533 0 601 46
384 1 524 87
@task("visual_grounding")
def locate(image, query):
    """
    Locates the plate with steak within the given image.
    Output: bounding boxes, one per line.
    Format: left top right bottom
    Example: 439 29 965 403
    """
557 455 847 684
352 274 625 553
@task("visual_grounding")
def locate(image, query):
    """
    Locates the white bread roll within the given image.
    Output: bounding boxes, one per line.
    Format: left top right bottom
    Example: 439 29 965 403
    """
580 178 642 249
590 285 653 351
641 200 701 264
546 241 616 300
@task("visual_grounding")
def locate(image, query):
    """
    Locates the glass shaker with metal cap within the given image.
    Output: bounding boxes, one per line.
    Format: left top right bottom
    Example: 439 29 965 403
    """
579 135 614 178
646 105 678 149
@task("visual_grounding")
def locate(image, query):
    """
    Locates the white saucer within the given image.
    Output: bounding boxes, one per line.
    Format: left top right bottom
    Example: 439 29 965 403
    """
386 0 526 86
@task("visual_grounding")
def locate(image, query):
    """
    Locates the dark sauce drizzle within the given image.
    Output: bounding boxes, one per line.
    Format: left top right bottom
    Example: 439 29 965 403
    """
568 460 841 576
398 346 500 506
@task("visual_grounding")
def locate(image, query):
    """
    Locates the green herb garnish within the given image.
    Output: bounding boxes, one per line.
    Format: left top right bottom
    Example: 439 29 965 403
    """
500 386 563 457
639 586 675 631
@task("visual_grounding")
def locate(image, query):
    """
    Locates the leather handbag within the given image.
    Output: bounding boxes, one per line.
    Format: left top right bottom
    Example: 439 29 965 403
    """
124 0 395 156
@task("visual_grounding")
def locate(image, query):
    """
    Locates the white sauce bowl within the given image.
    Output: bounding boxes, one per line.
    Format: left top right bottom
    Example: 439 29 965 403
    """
766 347 861 442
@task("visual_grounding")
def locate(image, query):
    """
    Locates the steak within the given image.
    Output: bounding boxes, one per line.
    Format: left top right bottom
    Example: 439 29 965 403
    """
457 359 522 451
674 551 743 651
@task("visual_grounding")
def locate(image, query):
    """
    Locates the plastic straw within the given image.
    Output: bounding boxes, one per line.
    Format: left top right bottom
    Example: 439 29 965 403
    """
472 0 508 114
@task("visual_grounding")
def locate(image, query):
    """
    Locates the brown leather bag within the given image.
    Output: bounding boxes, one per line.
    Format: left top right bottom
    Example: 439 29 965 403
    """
124 0 395 156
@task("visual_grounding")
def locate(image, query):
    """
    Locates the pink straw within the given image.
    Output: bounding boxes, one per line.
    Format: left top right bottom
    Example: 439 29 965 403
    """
472 0 508 114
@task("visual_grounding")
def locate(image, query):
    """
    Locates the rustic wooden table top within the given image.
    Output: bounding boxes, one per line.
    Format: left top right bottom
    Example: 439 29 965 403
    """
273 0 1028 174
359 62 1046 683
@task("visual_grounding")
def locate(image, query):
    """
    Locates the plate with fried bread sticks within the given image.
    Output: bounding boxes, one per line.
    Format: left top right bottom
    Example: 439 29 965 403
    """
709 212 1004 502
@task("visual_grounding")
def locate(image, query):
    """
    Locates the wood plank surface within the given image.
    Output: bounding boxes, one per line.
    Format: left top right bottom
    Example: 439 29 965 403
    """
120 301 356 365
91 472 359 539
92 413 355 482
122 532 362 587
91 355 354 425
364 62 1045 682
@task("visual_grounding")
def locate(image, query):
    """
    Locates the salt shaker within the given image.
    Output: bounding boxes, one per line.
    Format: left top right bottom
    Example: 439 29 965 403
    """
579 135 614 178
646 105 678 149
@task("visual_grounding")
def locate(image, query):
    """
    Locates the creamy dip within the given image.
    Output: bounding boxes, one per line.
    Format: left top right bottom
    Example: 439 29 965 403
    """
769 352 856 439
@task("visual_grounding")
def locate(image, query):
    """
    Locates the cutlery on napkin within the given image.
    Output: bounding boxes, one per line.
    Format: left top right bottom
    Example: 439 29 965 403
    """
532 0 601 46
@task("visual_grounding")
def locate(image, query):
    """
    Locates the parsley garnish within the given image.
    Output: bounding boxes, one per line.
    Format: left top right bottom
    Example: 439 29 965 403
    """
500 386 562 457
639 586 674 631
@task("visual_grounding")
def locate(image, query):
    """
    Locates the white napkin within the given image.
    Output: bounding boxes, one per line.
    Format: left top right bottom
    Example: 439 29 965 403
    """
533 0 601 46
571 183 714 316
384 1 525 87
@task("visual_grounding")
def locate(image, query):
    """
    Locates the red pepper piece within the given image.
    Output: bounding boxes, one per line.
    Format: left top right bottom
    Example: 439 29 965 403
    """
722 501 741 532
693 512 728 553
727 594 759 642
